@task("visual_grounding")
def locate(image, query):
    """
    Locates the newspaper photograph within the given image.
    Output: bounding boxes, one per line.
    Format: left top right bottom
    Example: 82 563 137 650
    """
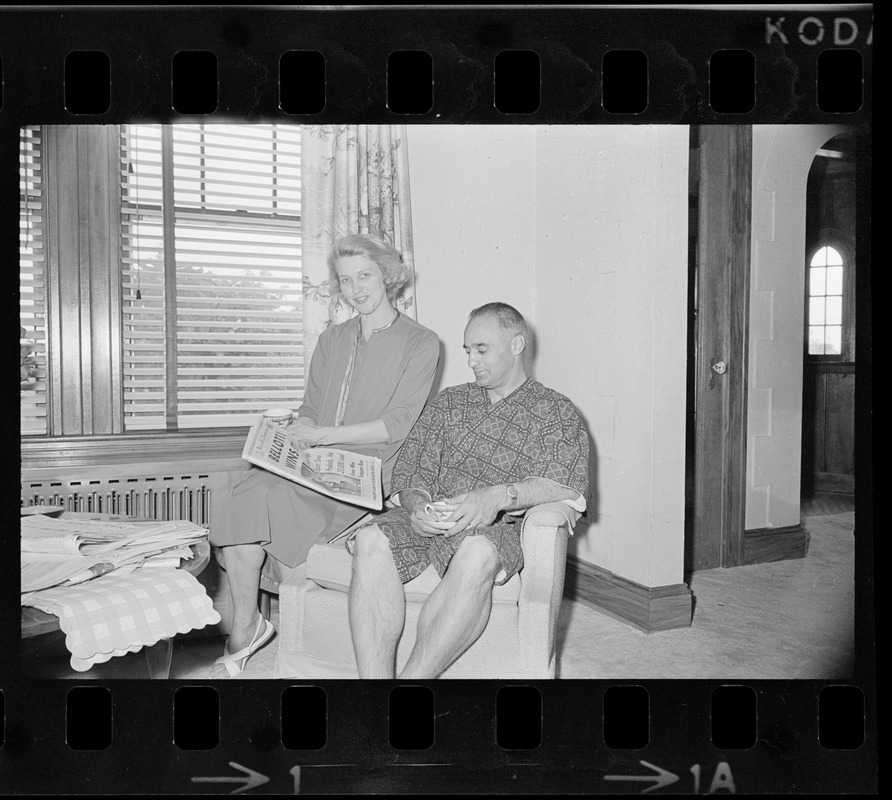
242 417 383 510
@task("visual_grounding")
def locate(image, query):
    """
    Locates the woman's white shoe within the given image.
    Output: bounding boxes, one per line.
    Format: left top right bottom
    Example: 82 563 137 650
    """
210 615 276 678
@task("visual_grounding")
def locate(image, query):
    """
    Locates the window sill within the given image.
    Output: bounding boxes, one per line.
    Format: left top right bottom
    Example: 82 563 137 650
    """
21 429 250 472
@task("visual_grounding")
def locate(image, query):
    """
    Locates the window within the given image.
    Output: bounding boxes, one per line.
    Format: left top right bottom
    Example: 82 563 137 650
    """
20 124 304 440
19 127 46 436
121 125 303 430
807 245 845 356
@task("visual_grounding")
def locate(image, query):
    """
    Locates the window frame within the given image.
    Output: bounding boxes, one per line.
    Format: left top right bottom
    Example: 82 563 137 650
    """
803 234 856 365
21 124 303 471
119 124 304 433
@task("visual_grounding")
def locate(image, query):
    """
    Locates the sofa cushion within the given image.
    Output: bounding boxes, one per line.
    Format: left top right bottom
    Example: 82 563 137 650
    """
305 541 521 603
304 541 354 592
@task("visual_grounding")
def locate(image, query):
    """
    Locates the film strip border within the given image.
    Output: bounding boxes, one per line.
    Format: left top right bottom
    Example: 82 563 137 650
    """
0 681 876 793
0 5 875 795
0 7 874 124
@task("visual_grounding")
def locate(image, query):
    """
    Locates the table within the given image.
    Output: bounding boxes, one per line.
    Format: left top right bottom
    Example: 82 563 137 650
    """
21 512 211 679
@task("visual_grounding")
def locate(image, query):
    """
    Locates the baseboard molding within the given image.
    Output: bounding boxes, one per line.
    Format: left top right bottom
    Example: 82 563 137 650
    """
743 524 809 566
814 473 855 494
563 556 693 632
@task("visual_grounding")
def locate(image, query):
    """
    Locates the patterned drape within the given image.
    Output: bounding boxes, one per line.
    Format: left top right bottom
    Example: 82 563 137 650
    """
300 125 416 362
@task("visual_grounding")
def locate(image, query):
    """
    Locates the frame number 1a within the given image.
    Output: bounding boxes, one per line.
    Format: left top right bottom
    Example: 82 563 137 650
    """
691 762 736 794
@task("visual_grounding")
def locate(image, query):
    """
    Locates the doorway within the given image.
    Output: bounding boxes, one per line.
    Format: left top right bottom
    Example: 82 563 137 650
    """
684 125 751 573
800 133 857 505
685 124 864 575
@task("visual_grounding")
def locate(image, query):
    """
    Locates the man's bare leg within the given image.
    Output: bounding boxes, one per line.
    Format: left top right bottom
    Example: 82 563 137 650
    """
399 536 501 680
349 525 406 678
209 542 266 678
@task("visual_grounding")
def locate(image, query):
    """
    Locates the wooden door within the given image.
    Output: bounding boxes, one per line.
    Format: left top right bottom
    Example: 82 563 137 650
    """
687 126 752 571
802 364 856 494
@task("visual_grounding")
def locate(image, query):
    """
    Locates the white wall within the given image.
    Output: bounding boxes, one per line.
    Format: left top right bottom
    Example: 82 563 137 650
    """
747 124 850 530
408 126 538 390
411 126 690 588
533 126 689 588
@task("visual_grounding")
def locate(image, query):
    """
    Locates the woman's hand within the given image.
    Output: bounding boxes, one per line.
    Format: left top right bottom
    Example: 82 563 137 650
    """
289 418 388 449
289 421 329 447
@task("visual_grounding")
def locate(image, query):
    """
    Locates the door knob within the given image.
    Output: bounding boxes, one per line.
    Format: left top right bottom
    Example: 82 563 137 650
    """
708 359 727 389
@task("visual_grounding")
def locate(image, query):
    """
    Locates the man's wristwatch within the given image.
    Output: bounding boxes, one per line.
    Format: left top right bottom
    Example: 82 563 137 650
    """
504 484 519 509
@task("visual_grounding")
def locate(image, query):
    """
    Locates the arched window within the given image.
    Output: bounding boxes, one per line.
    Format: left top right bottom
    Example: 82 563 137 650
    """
807 244 845 356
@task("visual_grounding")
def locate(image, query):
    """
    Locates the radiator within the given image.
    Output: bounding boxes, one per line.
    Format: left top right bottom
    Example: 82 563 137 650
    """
20 473 229 527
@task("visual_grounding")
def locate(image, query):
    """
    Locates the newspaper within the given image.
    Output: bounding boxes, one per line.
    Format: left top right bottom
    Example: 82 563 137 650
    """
21 517 208 595
242 417 383 510
21 515 167 555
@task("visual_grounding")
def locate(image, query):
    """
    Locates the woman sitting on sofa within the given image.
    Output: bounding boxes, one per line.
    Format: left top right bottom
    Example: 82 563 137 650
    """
209 233 440 678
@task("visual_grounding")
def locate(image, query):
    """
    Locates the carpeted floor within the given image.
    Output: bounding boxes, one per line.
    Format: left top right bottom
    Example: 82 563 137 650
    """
555 509 855 679
24 493 858 680
800 490 855 517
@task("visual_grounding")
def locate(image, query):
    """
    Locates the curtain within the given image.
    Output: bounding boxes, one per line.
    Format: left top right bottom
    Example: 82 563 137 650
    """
300 125 416 362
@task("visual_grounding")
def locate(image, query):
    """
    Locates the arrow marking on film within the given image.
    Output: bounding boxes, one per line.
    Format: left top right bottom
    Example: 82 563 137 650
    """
604 760 679 793
191 762 270 794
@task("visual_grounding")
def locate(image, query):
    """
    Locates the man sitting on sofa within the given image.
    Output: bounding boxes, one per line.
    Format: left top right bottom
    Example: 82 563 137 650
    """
347 302 589 679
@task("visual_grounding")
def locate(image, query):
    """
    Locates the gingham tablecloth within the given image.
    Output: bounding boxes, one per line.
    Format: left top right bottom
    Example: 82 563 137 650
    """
22 568 221 672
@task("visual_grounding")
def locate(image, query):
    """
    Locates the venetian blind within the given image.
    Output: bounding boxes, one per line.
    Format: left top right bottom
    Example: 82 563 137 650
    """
120 124 304 431
20 126 47 436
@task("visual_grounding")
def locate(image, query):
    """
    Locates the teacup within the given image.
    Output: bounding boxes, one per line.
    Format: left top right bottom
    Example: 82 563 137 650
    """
262 408 293 427
424 502 453 522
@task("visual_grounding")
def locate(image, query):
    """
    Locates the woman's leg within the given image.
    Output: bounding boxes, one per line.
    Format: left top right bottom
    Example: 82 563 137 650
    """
209 543 267 678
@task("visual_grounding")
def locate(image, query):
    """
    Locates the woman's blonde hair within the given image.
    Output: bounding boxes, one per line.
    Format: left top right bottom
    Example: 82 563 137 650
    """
327 233 411 302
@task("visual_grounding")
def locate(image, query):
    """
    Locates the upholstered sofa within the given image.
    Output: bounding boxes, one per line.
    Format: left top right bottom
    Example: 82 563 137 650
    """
274 501 579 679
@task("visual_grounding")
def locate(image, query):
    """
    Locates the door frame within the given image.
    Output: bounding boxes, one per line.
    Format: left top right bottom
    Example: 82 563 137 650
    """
687 125 752 571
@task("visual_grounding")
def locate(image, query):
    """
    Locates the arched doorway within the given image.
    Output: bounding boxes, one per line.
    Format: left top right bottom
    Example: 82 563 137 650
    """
801 133 857 504
686 124 860 572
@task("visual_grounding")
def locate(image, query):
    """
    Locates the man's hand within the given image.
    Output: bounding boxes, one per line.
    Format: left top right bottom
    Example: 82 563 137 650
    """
408 500 458 538
438 487 507 536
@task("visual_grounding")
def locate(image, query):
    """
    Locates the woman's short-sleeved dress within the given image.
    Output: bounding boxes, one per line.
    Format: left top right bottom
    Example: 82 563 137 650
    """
210 312 440 573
